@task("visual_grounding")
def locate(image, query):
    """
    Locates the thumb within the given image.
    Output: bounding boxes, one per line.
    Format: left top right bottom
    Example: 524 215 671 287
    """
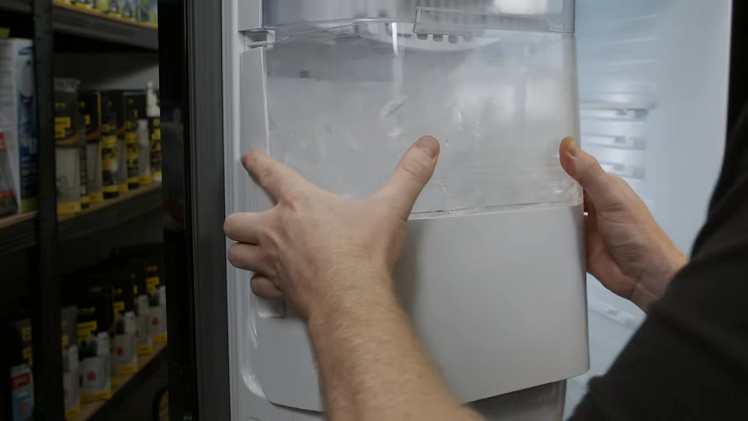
559 137 619 208
374 136 440 217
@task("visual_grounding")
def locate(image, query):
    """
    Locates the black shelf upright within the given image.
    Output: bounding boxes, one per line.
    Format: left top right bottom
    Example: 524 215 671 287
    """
30 0 64 419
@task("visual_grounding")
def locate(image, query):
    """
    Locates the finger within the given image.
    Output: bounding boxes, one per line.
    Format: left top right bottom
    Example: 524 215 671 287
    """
224 212 270 244
251 274 284 300
242 150 308 203
559 137 620 208
373 136 441 216
227 242 272 275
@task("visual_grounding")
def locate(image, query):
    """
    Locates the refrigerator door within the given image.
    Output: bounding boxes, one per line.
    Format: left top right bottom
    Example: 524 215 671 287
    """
227 0 588 418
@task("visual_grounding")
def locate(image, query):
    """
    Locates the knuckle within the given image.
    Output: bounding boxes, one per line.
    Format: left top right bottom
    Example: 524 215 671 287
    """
227 244 240 266
257 226 277 246
280 191 308 211
577 154 606 185
400 154 431 183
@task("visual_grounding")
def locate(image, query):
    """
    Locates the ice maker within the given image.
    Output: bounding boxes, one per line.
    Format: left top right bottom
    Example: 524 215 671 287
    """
233 0 588 414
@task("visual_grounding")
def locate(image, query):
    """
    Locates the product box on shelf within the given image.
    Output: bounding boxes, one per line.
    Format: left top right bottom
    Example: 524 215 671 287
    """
130 92 151 186
72 0 93 10
0 39 38 214
74 287 113 403
61 306 80 420
113 244 167 344
135 0 149 24
100 93 122 199
80 92 104 203
145 83 161 182
149 0 157 27
54 78 83 216
120 0 136 21
102 91 132 195
123 92 143 190
122 259 152 355
0 131 16 216
92 272 139 378
1 319 33 421
96 0 121 17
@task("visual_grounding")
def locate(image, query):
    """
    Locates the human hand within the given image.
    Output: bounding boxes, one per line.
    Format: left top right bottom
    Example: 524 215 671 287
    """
559 137 688 312
224 136 441 319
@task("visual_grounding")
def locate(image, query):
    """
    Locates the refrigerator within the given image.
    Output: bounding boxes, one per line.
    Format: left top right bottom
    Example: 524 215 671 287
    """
158 0 739 420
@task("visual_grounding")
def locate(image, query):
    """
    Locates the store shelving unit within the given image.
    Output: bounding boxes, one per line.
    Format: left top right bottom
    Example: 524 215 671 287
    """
72 343 168 421
58 183 163 241
0 0 31 13
53 3 158 50
0 212 38 256
0 0 158 49
0 2 162 420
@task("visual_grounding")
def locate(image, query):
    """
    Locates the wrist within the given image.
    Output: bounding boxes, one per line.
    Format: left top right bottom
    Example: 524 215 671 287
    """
306 267 396 327
635 239 688 311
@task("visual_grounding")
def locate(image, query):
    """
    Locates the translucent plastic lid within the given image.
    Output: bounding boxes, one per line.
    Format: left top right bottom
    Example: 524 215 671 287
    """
250 0 575 34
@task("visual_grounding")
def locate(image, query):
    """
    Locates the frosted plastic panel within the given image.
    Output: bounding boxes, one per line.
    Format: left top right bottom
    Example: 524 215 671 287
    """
264 23 582 217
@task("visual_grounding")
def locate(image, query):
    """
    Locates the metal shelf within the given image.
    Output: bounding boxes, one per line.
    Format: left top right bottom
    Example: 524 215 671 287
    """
0 212 37 257
53 4 158 50
58 183 163 242
71 342 168 421
0 0 30 13
0 1 157 50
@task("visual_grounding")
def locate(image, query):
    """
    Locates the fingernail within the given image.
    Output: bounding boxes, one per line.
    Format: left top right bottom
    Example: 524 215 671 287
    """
416 136 440 159
566 137 581 158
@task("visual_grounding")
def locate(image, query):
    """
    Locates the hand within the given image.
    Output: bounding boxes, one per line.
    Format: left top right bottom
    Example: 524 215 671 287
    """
224 136 441 318
559 137 688 312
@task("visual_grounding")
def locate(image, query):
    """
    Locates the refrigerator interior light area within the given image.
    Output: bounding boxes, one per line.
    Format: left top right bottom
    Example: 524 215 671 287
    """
566 0 732 415
158 0 734 420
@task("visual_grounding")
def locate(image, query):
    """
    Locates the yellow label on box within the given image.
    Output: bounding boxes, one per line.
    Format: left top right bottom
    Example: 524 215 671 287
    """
137 345 154 355
113 301 125 318
118 364 138 375
22 347 32 365
65 406 81 420
119 183 129 194
153 333 168 343
81 390 112 403
55 116 71 128
139 175 153 185
58 201 82 215
85 114 91 125
21 326 31 341
77 321 97 341
89 191 104 202
147 277 160 292
62 335 69 348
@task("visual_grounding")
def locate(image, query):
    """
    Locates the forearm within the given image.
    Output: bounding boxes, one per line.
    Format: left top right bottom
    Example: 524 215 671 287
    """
308 272 482 421
634 231 689 311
